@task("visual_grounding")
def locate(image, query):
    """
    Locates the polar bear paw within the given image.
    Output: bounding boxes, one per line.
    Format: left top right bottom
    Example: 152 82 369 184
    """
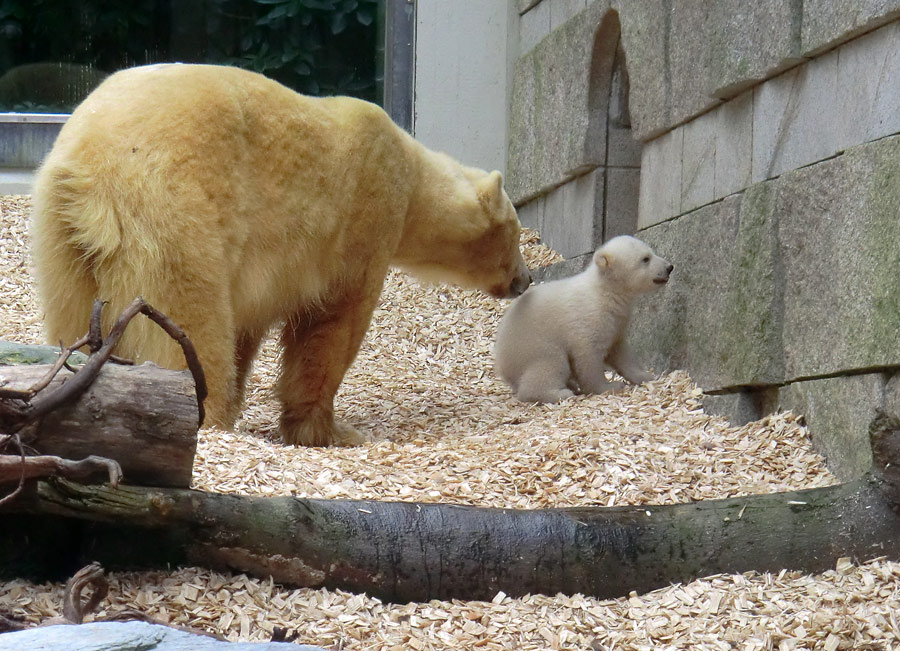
279 411 367 447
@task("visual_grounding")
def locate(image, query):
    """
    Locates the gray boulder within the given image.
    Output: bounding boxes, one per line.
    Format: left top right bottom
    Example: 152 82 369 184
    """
0 621 326 651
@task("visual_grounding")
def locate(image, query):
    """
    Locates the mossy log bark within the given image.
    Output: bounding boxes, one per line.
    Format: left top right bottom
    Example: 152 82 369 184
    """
0 363 198 488
4 471 899 603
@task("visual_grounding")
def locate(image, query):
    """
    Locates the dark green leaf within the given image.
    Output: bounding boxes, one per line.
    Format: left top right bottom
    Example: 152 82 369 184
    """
330 11 347 34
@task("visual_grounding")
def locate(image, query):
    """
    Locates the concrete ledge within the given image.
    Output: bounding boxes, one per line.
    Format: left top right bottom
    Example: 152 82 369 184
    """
0 168 34 194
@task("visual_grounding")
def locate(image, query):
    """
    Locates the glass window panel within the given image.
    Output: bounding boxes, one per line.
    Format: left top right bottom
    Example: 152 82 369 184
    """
0 0 384 114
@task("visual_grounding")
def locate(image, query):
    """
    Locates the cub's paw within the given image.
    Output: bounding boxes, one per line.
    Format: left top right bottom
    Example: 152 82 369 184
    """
623 371 656 385
516 387 575 404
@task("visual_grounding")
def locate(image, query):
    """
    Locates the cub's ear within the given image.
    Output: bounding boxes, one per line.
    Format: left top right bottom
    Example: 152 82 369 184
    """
593 249 612 270
477 170 504 210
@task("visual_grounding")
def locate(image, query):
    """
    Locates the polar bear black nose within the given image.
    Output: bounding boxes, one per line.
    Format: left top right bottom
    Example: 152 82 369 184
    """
666 263 674 275
510 272 532 297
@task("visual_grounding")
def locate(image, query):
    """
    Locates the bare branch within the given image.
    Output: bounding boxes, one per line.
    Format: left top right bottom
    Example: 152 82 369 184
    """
0 453 122 488
62 562 109 624
0 434 25 507
16 297 207 428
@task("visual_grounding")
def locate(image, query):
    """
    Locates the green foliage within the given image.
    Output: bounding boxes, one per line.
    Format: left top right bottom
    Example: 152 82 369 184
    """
208 0 380 97
0 0 380 112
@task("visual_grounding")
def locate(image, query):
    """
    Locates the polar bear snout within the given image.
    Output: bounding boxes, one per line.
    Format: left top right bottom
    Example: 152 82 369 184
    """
653 262 674 285
509 268 533 297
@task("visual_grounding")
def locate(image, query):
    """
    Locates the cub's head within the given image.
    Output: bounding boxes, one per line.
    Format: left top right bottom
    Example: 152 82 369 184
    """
592 235 673 295
396 158 532 299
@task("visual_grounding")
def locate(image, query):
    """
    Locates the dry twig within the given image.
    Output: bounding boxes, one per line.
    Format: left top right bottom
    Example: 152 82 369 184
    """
0 298 206 502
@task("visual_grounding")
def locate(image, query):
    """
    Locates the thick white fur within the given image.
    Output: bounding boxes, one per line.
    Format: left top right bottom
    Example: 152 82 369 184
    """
31 63 532 446
494 236 673 403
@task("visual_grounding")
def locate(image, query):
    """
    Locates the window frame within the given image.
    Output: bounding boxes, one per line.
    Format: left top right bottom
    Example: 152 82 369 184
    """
0 0 415 171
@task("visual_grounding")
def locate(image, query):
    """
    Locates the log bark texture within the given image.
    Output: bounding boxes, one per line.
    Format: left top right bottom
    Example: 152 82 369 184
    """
0 363 198 488
5 475 899 603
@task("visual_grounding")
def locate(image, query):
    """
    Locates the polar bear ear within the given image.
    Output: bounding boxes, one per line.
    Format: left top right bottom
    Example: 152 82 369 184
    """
593 249 612 270
477 170 504 209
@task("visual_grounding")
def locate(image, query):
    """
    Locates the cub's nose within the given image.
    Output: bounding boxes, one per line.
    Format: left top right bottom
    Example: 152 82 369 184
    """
509 270 532 297
665 262 674 276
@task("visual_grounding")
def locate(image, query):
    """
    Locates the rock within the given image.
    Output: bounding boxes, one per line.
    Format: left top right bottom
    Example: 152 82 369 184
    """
778 134 900 381
802 0 900 55
779 375 884 481
507 1 612 203
0 341 88 366
704 0 803 98
702 389 779 427
0 621 325 651
629 194 785 392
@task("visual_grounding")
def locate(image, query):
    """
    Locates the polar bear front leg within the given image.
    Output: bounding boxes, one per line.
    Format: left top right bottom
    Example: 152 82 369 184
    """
606 338 655 385
571 346 624 395
276 291 380 447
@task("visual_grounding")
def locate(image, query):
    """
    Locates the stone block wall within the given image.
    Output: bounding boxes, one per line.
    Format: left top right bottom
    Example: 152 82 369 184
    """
510 2 641 259
508 0 900 480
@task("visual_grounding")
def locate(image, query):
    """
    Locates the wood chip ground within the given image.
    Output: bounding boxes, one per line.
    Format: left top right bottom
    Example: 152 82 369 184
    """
1 195 898 650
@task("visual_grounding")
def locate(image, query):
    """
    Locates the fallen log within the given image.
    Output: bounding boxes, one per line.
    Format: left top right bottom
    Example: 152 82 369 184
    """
0 363 198 488
4 460 899 603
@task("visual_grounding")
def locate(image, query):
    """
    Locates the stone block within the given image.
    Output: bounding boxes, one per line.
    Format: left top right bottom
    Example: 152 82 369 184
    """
629 196 743 387
751 51 840 183
519 0 544 14
550 0 588 30
777 134 900 381
637 127 683 229
666 0 724 128
778 374 884 481
616 0 721 141
714 91 753 199
508 1 613 203
680 109 717 213
702 388 779 427
533 253 592 283
885 373 900 419
516 195 544 232
541 170 603 258
801 0 900 56
616 0 672 141
519 0 551 54
835 21 900 152
608 124 642 168
631 188 785 393
605 167 640 239
704 0 804 98
717 182 785 388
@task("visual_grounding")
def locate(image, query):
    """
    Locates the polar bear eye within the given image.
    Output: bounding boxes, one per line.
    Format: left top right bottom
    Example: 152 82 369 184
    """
641 255 650 264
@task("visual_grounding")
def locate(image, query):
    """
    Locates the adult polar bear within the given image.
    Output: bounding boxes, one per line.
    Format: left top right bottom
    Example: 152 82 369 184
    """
32 63 531 447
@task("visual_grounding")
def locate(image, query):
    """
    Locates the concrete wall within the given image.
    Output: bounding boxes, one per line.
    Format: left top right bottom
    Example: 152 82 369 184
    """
507 0 900 481
413 0 518 175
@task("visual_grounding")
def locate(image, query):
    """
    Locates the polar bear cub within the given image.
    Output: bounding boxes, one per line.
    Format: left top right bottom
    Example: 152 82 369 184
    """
494 235 673 403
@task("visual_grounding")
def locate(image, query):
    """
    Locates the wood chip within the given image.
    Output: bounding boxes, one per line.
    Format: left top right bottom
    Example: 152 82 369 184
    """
2 195 899 649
